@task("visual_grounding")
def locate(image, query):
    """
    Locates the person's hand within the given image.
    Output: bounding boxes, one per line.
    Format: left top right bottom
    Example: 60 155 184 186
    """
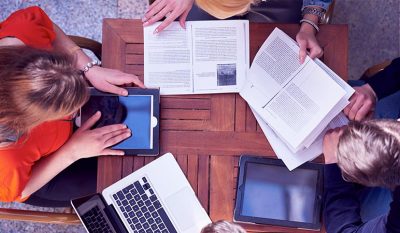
142 0 195 33
343 84 377 121
323 127 345 164
64 111 131 160
296 24 323 64
85 66 145 96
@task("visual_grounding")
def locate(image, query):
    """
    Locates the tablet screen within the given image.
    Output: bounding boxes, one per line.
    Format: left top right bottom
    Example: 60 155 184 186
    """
82 95 153 150
241 162 318 223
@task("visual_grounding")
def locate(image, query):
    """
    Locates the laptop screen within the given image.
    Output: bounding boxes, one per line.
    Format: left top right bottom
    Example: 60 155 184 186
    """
241 162 318 223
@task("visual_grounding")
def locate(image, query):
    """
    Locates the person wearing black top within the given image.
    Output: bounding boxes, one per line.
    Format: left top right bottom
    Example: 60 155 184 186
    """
322 119 400 233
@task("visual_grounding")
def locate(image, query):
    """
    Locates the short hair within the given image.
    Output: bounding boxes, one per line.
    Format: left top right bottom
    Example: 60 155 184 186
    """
0 46 88 140
201 220 247 233
337 119 400 188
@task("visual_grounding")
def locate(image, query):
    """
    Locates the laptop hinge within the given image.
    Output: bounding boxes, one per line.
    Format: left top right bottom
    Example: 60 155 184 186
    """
104 204 129 233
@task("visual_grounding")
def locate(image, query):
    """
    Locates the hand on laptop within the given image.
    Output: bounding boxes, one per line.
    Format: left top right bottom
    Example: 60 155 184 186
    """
85 66 145 96
142 0 194 33
343 84 377 121
65 111 131 160
323 127 345 164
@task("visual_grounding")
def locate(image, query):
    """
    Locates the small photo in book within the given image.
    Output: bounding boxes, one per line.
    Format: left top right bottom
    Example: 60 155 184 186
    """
217 63 237 86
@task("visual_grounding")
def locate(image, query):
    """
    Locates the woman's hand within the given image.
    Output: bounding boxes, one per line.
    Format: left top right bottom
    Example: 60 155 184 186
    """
323 127 345 164
65 111 131 160
85 66 145 96
343 84 377 121
296 23 323 64
143 0 195 33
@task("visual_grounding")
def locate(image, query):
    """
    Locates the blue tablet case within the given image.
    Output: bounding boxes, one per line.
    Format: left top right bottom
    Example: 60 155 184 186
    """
80 87 160 156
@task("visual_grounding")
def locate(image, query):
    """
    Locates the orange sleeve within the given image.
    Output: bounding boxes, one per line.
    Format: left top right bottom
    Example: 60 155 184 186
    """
0 6 56 50
0 164 30 202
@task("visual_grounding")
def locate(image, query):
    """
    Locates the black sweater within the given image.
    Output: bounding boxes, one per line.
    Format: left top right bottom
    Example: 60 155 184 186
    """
366 57 400 100
323 164 400 233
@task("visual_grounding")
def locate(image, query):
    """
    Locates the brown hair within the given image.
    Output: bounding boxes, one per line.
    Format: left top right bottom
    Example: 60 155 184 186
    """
0 46 88 140
337 119 400 189
201 220 247 233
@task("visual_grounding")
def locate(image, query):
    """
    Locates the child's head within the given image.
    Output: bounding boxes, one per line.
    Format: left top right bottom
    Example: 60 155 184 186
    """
0 46 88 141
337 119 400 188
201 220 247 233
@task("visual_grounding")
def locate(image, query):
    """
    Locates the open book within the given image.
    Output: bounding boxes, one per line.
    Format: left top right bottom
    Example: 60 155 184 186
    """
144 20 249 95
240 28 354 170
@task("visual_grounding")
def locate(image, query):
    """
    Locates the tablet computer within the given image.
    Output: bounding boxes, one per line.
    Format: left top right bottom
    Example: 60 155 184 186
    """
234 156 323 230
80 87 160 155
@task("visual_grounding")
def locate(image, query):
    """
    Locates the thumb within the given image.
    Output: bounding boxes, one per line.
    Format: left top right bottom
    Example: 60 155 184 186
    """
179 9 190 28
80 111 101 131
297 37 307 64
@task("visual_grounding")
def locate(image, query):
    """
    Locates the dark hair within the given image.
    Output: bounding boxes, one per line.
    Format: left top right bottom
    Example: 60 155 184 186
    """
0 46 89 140
337 119 400 189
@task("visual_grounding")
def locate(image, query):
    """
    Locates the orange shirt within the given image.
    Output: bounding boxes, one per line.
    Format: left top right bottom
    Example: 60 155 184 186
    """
0 6 72 202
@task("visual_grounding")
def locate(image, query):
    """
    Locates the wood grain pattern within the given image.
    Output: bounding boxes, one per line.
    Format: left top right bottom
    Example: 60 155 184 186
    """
99 19 347 232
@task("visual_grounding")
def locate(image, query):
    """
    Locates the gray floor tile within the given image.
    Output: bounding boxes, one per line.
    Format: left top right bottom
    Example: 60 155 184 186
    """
333 0 400 80
118 0 148 19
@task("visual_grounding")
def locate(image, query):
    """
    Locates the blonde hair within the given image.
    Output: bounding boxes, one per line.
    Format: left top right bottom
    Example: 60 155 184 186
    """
195 0 256 19
201 220 247 233
337 119 400 189
0 46 89 140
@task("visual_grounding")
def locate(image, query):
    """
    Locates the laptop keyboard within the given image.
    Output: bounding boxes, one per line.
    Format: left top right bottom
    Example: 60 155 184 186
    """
82 206 114 233
112 177 178 233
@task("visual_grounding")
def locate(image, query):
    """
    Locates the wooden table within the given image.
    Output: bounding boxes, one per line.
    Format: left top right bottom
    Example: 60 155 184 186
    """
97 19 348 233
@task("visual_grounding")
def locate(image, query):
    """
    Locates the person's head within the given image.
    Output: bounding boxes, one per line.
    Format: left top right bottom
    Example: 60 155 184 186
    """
201 220 247 233
337 119 400 189
0 46 88 142
195 0 257 19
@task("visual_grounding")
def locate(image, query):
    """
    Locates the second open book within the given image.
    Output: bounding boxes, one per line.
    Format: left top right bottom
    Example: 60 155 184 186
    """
144 21 354 170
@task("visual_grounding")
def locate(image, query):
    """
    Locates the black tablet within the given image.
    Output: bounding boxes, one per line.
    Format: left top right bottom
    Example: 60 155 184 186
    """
80 87 160 155
234 156 323 230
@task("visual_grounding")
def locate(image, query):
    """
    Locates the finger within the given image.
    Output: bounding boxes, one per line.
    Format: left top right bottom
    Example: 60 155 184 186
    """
308 45 322 59
144 0 168 22
99 148 125 156
146 0 163 14
104 131 132 148
155 9 181 33
297 39 307 64
101 82 129 96
348 97 364 120
80 111 101 131
179 8 190 28
94 124 127 135
146 6 175 28
115 74 145 88
354 101 373 121
343 94 357 116
102 128 131 141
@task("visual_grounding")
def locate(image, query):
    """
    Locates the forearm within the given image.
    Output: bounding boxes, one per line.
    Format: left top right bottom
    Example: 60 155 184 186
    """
52 24 92 69
20 145 78 199
366 58 400 100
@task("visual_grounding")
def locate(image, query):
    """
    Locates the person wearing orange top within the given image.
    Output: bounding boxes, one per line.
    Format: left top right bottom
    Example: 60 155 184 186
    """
0 6 144 206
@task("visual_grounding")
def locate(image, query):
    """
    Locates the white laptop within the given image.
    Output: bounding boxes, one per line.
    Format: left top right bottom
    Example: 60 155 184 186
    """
71 153 211 233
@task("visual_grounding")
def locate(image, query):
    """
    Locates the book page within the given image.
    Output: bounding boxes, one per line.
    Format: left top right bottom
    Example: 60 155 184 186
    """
191 20 249 94
144 22 193 95
144 20 249 95
241 28 346 153
253 107 349 170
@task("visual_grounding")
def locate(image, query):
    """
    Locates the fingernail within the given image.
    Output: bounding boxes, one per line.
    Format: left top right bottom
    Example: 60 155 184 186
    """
143 21 149 26
123 124 128 128
96 111 101 115
142 17 147 22
122 90 128 96
126 132 131 137
153 28 158 34
119 151 125 156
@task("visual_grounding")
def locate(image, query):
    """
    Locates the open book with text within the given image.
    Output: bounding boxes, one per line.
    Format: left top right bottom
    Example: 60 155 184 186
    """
239 28 354 170
144 20 249 95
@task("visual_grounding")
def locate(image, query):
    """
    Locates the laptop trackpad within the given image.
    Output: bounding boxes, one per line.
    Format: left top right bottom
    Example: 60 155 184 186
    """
165 187 201 231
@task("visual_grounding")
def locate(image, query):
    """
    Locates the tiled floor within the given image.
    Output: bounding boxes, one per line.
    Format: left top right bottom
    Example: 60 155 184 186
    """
0 0 399 232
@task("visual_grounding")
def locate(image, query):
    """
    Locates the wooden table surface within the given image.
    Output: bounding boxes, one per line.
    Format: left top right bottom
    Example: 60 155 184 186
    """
97 19 348 233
